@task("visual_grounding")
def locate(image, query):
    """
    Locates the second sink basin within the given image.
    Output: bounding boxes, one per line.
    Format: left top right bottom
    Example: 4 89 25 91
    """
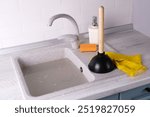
12 48 95 99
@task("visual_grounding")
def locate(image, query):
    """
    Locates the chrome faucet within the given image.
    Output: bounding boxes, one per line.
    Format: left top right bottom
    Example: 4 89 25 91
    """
49 14 80 49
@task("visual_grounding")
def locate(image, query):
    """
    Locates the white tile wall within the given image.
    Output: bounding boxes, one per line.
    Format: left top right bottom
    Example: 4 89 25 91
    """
133 0 150 38
0 0 133 48
0 0 22 48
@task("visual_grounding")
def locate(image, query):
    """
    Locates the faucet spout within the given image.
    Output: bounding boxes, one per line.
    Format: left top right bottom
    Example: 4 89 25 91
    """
49 14 79 35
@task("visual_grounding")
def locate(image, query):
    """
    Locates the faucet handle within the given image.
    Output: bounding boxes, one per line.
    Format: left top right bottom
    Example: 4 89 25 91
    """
58 34 79 49
58 34 77 40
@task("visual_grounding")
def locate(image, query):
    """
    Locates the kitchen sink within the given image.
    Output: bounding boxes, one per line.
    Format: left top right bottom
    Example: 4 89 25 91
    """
11 48 95 98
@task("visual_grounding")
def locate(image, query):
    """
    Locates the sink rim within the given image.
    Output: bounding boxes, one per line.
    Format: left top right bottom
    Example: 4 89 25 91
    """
11 47 95 99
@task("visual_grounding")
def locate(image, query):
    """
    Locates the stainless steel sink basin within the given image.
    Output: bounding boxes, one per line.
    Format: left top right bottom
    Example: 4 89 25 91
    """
12 48 95 98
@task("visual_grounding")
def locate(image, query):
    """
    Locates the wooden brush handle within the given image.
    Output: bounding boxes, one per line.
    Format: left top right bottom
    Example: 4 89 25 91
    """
99 6 104 53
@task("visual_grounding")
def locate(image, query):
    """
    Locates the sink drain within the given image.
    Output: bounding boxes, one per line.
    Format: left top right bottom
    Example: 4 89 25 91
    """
80 67 83 73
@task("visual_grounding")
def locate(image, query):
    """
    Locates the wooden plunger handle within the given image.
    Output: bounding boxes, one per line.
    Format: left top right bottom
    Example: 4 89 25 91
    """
99 6 104 53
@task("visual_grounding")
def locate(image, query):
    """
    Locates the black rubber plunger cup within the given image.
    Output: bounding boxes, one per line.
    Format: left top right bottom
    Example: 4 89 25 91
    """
88 6 116 73
88 52 116 73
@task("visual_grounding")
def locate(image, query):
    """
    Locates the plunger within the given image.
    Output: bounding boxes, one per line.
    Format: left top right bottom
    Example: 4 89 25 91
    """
88 6 116 73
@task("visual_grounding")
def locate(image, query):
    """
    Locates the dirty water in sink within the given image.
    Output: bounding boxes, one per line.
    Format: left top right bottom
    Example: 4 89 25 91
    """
23 58 87 97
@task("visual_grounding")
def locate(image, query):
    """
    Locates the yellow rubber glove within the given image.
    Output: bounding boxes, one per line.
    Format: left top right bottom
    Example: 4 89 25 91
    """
106 52 147 77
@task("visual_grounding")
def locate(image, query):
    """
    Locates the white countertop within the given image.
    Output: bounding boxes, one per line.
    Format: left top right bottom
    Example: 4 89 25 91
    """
1 29 150 100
